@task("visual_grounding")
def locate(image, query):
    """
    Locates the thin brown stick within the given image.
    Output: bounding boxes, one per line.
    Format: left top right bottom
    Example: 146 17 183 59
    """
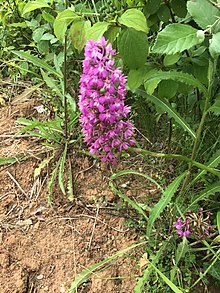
6 171 28 197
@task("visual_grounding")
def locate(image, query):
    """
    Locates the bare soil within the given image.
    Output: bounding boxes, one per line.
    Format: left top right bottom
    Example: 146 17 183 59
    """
0 84 154 293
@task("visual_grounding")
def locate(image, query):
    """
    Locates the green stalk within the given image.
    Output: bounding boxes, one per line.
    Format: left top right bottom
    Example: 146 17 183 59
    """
63 0 69 140
129 148 220 178
179 60 216 196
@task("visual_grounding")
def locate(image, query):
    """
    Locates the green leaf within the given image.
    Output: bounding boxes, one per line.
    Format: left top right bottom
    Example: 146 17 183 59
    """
111 169 164 191
208 100 220 116
144 0 162 15
217 212 220 235
40 69 62 98
127 66 150 90
192 149 220 184
209 32 220 58
171 237 188 281
54 9 81 42
147 173 185 237
70 19 91 52
86 22 109 41
158 80 178 99
104 26 120 44
0 157 17 166
118 28 149 69
150 262 183 293
170 0 187 18
42 11 55 23
152 24 205 55
163 53 180 66
58 143 68 195
187 0 220 32
34 157 52 178
138 90 196 139
187 182 220 211
109 181 148 220
143 70 208 97
48 160 60 206
134 240 168 292
12 51 62 78
157 4 171 23
68 242 146 292
118 8 149 33
21 0 49 16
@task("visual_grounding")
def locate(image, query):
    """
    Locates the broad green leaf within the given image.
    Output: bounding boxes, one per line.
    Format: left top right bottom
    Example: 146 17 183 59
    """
118 8 149 33
187 182 220 211
21 0 49 16
104 26 120 44
157 4 171 23
118 28 149 69
171 0 187 18
86 22 109 41
42 11 55 23
68 242 146 292
209 32 220 58
144 0 161 15
158 80 178 99
70 19 91 52
138 90 196 139
163 53 180 66
147 173 185 237
187 0 220 32
217 212 220 235
152 24 205 55
208 100 220 116
12 51 62 78
54 9 80 42
143 70 208 97
127 66 151 90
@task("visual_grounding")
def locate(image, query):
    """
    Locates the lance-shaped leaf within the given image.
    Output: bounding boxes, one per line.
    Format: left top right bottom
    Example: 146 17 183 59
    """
86 22 109 41
21 0 49 16
147 173 185 237
137 89 196 139
152 24 205 55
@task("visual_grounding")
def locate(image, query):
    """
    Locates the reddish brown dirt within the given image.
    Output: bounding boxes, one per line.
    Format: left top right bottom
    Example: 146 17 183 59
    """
0 95 154 292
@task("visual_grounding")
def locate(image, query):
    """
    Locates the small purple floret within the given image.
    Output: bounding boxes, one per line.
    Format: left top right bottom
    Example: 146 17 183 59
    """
78 37 135 164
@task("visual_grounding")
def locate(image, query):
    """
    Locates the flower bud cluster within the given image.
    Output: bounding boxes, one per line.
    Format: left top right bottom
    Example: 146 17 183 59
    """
78 37 135 164
174 208 214 239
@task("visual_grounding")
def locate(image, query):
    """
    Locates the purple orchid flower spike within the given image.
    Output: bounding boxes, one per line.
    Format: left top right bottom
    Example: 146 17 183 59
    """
78 37 135 164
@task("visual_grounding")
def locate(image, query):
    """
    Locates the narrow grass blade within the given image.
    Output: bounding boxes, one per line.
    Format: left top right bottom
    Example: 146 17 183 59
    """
137 90 196 139
150 262 183 293
109 181 148 221
58 143 68 195
48 159 61 205
0 157 18 166
191 149 220 185
186 181 220 211
134 239 169 292
12 51 62 78
34 157 53 178
67 157 74 201
217 211 220 235
67 241 146 293
147 173 185 238
170 237 188 282
110 169 164 191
